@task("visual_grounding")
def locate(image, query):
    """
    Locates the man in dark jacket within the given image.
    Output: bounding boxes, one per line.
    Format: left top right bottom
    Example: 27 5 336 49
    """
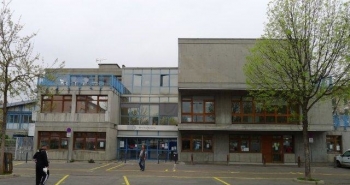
33 145 49 185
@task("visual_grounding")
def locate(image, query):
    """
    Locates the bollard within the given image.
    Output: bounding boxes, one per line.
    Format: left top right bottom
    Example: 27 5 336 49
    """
263 155 266 166
157 153 159 164
26 152 28 163
334 156 337 168
124 151 127 163
227 154 230 166
191 153 193 165
298 156 301 167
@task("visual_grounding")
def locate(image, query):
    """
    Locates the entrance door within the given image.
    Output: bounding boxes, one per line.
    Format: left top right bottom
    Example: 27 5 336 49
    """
261 135 283 163
261 136 272 163
271 136 283 163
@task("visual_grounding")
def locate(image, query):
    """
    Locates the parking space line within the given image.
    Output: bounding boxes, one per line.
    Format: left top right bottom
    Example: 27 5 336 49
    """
13 162 24 166
89 163 113 171
123 176 130 185
106 163 124 171
213 177 231 185
55 175 69 185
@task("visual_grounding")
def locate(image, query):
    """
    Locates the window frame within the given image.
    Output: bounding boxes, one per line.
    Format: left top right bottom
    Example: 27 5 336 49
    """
41 95 72 113
76 95 108 113
38 131 68 150
229 135 261 153
181 96 215 123
231 95 298 124
326 135 342 154
181 134 213 152
73 132 106 151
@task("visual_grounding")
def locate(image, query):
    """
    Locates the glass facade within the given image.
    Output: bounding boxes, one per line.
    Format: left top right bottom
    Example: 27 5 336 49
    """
122 68 178 95
117 138 177 161
121 68 179 125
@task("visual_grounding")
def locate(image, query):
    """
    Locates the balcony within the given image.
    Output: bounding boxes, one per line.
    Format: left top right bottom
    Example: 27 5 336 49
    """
333 115 350 130
38 74 130 94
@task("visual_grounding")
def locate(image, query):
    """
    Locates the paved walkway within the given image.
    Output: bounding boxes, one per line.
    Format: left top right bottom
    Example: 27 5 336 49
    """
0 160 348 185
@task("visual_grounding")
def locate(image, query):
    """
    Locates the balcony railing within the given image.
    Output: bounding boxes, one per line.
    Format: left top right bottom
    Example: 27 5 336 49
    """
333 115 350 130
38 74 130 95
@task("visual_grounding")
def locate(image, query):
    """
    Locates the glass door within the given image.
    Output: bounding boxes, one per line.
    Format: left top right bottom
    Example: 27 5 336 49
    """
272 136 283 163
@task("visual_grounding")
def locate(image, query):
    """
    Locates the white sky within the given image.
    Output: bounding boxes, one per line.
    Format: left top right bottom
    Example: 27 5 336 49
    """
11 0 269 68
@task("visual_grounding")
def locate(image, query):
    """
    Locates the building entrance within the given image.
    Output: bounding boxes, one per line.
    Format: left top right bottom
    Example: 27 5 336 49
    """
117 137 177 161
261 135 283 163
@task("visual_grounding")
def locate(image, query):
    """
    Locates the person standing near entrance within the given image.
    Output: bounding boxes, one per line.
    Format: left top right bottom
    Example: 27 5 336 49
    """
33 145 49 185
138 145 146 171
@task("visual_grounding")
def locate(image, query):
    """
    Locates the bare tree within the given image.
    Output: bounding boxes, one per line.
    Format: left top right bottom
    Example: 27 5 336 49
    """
0 1 63 174
244 0 350 180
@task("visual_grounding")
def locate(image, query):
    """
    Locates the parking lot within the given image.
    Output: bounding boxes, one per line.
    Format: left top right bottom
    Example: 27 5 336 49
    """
1 160 349 185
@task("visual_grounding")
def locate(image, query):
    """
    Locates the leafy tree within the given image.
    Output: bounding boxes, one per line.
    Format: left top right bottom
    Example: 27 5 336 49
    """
0 1 63 174
244 0 350 179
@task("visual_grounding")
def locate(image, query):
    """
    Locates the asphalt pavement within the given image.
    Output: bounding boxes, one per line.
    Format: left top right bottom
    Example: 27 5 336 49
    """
0 160 349 185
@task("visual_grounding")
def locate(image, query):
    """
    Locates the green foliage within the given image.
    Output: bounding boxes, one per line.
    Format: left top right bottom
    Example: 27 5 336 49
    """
297 177 320 182
244 0 350 179
244 0 350 112
0 0 64 174
88 159 95 163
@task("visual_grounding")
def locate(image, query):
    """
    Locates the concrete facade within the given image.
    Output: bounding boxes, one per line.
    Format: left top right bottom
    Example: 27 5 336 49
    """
177 38 346 164
34 64 123 161
23 38 349 164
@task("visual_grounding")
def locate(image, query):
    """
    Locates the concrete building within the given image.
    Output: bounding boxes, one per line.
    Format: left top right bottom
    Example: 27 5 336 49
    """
116 67 179 161
32 38 349 163
177 38 348 164
35 64 125 161
3 100 36 138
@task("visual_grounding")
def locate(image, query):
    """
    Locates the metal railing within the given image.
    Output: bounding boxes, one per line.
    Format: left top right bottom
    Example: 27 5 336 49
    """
333 115 350 130
38 74 129 95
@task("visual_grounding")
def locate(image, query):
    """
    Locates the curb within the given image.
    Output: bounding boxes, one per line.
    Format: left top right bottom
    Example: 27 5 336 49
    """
293 178 325 184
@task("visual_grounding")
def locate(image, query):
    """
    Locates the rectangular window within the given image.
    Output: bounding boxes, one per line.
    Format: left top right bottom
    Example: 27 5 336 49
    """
229 135 261 153
160 75 170 86
181 134 213 152
38 132 68 150
41 95 72 113
181 96 215 123
133 74 142 86
73 132 106 150
326 135 342 153
231 94 298 124
76 95 108 113
283 135 294 153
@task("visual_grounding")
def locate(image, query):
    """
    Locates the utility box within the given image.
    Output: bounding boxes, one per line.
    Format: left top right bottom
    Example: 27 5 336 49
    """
3 152 13 174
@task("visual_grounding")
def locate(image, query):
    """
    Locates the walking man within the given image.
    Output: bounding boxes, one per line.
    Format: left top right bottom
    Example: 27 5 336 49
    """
33 145 49 185
138 145 146 171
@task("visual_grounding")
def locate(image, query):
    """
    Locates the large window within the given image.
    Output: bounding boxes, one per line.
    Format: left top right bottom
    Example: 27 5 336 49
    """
6 114 34 130
181 96 215 123
121 103 178 125
76 95 107 113
326 135 342 153
41 95 72 113
122 69 178 95
38 132 68 150
229 135 261 153
74 132 106 150
181 134 213 152
232 95 298 124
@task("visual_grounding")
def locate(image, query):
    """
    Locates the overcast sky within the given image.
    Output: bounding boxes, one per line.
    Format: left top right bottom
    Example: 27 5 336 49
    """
10 0 269 68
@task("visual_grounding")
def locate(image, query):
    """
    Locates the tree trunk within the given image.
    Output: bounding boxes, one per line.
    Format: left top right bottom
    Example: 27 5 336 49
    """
302 111 311 179
0 114 5 175
0 90 8 174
